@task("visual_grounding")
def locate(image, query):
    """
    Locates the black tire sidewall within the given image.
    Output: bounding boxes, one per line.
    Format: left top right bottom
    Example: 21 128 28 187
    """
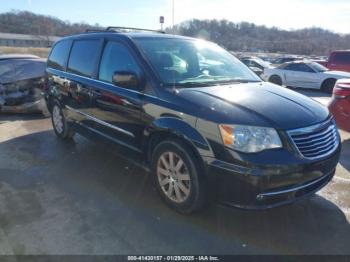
322 79 336 94
269 75 282 86
151 139 206 214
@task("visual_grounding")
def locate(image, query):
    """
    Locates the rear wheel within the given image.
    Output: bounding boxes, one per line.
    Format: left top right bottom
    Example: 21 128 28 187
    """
151 139 207 214
321 79 336 94
51 101 75 140
269 75 282 86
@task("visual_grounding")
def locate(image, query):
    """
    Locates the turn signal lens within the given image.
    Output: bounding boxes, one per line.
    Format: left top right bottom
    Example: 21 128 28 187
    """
219 125 234 146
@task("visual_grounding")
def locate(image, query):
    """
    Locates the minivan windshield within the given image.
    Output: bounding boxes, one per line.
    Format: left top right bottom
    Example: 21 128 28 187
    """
134 38 261 87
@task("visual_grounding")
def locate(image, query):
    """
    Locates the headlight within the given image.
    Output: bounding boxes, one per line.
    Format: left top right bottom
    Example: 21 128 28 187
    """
219 124 282 153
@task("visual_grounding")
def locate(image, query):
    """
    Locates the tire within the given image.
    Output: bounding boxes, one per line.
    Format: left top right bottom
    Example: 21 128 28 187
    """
269 75 283 86
321 79 336 94
51 101 75 140
151 139 207 214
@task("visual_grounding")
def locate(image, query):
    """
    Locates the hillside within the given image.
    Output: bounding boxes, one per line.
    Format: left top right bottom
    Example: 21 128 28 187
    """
168 19 350 55
0 11 349 55
0 10 102 36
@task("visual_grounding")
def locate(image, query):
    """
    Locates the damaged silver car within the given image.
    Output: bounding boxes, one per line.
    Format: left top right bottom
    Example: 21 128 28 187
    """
0 54 49 115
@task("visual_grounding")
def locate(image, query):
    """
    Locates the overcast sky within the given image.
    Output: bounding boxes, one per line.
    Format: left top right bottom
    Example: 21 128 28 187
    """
1 0 350 33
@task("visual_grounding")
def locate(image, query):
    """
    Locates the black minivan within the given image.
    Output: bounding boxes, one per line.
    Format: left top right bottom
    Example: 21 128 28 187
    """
45 28 341 213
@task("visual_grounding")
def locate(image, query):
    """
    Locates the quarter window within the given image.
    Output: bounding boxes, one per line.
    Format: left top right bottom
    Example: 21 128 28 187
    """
99 42 140 84
48 40 72 70
68 39 101 77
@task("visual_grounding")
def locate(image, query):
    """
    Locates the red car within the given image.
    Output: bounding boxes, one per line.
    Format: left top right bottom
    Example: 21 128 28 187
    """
329 79 350 132
319 50 350 73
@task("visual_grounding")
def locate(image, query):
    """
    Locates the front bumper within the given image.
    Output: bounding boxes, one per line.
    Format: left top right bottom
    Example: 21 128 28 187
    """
0 97 48 114
206 145 340 209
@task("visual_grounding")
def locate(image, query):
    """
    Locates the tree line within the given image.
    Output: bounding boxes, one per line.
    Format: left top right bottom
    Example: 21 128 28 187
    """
0 11 349 55
168 19 350 55
0 10 102 37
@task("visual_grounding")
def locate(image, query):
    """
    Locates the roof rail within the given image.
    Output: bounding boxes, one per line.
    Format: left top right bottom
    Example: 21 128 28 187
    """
85 29 106 33
85 26 165 34
106 26 165 34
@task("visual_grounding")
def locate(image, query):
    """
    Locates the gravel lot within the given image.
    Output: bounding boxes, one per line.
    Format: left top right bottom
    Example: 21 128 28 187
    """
0 89 349 255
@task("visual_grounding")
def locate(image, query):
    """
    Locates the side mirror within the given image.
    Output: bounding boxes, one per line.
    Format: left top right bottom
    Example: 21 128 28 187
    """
112 71 140 89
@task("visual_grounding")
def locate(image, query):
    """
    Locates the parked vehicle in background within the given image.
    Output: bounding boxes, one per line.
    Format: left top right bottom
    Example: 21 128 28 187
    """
45 28 340 213
262 60 350 93
0 54 48 114
318 50 350 73
240 57 272 76
329 79 350 132
271 56 301 66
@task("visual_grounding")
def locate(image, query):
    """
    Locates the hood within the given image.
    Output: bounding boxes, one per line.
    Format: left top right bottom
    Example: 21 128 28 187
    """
324 71 350 78
177 82 329 130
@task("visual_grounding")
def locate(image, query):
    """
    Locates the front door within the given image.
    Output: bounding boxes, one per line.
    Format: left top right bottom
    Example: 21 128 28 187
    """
283 63 319 88
89 40 145 151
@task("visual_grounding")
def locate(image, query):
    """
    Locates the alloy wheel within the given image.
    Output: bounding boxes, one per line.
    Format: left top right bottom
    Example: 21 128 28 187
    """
157 152 191 203
52 105 64 134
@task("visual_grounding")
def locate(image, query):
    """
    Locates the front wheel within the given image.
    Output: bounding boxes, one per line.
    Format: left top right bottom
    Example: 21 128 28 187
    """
51 101 75 140
269 75 283 86
321 79 336 94
151 139 207 214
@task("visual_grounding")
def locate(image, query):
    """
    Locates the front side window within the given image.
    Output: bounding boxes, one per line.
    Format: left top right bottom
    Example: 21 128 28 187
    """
48 40 72 70
134 38 260 87
68 39 101 77
99 42 141 84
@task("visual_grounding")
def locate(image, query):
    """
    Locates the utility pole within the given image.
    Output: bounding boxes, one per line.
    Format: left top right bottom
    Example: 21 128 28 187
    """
172 0 175 28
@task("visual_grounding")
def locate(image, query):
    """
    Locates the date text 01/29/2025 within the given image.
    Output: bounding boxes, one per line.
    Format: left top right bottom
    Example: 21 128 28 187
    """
127 256 220 261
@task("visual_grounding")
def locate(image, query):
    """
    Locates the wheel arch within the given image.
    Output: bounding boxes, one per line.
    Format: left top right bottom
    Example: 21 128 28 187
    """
143 117 213 164
321 77 337 87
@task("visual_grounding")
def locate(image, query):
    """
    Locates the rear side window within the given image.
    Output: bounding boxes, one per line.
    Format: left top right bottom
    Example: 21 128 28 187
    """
284 63 314 73
68 39 101 77
99 41 141 83
333 52 350 64
48 40 72 70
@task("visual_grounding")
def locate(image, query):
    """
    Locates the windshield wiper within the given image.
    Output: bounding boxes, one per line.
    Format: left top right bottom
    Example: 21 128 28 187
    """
163 79 261 88
214 79 261 84
164 82 215 87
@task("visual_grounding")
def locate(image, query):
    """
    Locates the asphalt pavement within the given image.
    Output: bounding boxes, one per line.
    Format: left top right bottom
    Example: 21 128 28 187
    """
0 89 349 255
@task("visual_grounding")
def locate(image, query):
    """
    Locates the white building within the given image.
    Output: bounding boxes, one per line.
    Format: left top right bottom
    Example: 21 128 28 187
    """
0 32 61 47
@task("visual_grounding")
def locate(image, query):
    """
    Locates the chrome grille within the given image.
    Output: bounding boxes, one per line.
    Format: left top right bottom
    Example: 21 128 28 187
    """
288 119 339 159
